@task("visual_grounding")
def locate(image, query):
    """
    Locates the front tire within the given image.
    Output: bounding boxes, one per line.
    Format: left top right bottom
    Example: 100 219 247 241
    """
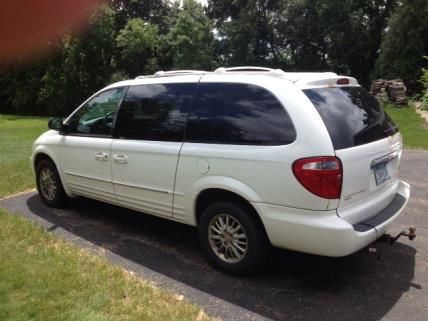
199 201 270 275
36 159 67 208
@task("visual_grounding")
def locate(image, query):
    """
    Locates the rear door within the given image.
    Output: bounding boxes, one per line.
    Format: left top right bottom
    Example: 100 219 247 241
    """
304 86 401 224
111 78 198 217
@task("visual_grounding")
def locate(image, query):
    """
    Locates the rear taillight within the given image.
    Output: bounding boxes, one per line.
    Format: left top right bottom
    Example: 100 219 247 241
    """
292 156 342 199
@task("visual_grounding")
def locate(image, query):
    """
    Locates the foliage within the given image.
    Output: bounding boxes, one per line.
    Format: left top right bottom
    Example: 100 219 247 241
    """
0 208 212 321
0 5 119 117
374 0 428 86
168 0 215 69
420 57 428 111
1 0 428 116
320 0 397 86
208 0 396 86
116 18 160 77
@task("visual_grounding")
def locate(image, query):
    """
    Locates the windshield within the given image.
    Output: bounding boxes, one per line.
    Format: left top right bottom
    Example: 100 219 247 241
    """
303 87 398 150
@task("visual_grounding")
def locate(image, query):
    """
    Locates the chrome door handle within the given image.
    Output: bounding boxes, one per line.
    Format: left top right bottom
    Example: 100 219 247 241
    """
95 152 109 161
113 154 128 164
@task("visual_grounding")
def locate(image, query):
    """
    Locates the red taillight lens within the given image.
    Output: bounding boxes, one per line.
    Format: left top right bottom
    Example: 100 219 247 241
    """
337 78 349 85
292 156 342 199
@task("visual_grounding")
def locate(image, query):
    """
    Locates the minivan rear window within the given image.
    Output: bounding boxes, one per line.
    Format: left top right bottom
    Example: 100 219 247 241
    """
303 87 398 150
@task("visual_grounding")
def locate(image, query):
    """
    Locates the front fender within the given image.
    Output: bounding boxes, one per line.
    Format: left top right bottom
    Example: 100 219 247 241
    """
32 144 76 198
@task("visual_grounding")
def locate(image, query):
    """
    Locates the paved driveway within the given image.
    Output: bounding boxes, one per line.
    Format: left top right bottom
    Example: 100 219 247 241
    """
1 150 427 321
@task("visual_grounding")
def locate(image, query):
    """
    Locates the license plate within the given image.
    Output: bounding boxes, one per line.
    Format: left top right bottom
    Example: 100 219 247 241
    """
373 162 390 185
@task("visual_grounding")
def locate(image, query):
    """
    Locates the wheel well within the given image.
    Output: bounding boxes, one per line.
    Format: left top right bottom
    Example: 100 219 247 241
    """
34 153 53 169
195 189 267 234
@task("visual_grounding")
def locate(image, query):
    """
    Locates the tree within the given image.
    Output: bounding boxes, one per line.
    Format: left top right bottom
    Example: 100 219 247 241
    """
420 57 428 109
1 0 426 117
374 0 428 85
208 0 284 67
320 0 396 86
116 18 160 77
39 5 119 116
277 0 327 70
209 0 396 85
110 0 174 33
168 0 215 69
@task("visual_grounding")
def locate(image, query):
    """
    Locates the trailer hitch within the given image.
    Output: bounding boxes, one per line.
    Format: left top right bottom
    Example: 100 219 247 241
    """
368 227 416 259
383 226 416 245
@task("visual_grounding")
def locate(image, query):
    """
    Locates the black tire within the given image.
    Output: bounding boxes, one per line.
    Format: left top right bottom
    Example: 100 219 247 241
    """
198 201 270 275
36 159 68 208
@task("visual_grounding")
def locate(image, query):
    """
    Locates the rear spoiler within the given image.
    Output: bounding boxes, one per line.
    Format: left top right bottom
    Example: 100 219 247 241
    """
296 76 359 89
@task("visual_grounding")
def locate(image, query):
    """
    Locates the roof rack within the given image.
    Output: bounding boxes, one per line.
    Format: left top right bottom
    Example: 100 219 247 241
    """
215 66 273 73
135 70 206 79
214 66 286 77
133 68 341 82
154 70 206 76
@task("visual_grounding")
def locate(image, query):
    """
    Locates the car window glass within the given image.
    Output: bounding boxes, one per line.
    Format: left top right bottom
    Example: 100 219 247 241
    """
67 87 125 136
303 87 398 149
115 83 196 141
186 83 296 145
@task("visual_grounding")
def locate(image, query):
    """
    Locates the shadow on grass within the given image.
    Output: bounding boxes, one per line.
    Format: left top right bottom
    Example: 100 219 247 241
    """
25 195 417 321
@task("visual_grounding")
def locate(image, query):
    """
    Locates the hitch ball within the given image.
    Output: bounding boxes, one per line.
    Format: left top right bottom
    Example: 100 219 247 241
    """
408 226 416 240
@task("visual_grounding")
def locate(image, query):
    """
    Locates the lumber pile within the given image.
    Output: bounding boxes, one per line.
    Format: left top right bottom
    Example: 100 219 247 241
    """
370 79 407 105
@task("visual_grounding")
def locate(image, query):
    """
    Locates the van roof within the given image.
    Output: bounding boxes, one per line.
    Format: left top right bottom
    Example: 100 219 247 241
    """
108 66 359 89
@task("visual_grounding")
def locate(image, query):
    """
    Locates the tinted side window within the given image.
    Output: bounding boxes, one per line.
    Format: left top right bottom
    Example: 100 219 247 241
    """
186 83 296 145
115 83 196 141
303 87 398 150
67 87 125 136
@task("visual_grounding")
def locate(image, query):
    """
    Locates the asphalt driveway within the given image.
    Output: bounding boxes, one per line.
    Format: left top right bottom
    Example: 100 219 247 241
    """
1 150 427 321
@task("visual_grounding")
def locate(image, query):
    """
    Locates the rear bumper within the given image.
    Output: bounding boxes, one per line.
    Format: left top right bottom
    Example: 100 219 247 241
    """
252 180 410 257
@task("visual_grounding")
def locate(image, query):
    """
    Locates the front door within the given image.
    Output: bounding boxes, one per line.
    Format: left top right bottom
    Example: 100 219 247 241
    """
59 87 126 203
111 79 198 217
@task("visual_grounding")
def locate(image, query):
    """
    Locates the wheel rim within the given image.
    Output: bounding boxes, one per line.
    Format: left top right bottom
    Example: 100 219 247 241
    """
39 167 57 201
208 214 248 264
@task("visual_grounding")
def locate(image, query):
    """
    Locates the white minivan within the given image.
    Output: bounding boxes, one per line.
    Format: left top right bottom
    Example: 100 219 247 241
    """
32 67 410 274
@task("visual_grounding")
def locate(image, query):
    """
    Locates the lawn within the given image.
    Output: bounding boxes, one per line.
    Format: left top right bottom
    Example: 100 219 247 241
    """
384 104 428 150
0 114 47 198
0 208 209 321
0 115 211 320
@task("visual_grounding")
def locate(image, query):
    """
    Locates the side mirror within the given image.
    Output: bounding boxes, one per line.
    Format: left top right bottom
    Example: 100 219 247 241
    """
48 117 66 133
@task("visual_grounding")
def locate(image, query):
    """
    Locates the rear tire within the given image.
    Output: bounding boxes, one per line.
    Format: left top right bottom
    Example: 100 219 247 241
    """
198 201 270 275
36 159 67 208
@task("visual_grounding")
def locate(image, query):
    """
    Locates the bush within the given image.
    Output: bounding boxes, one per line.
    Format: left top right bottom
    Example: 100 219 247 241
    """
420 57 428 111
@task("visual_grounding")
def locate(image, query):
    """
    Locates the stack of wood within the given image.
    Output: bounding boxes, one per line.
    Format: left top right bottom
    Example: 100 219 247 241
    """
370 79 407 105
386 79 407 105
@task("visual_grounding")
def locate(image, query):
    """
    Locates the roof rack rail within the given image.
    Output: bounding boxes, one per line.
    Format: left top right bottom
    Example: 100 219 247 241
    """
135 75 152 79
214 66 286 77
135 70 206 79
214 66 279 73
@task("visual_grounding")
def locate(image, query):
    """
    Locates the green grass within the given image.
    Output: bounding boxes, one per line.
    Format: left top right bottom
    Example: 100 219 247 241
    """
384 104 428 150
0 114 47 198
0 208 210 321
